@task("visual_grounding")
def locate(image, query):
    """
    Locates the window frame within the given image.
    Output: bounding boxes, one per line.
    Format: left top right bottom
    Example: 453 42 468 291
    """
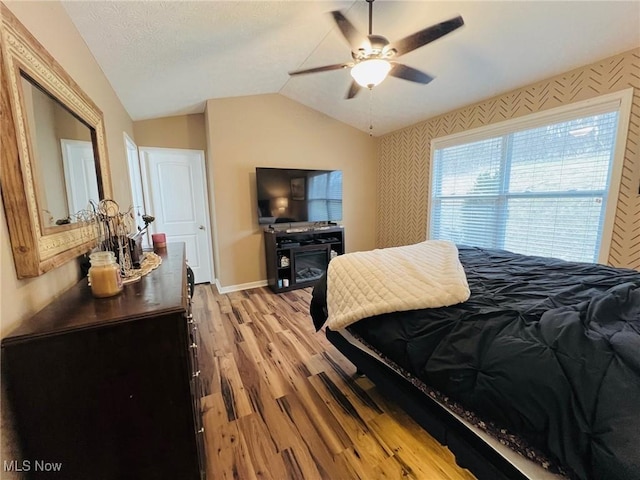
428 88 634 264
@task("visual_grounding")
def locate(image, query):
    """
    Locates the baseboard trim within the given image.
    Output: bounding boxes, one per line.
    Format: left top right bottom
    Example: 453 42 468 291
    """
215 279 269 294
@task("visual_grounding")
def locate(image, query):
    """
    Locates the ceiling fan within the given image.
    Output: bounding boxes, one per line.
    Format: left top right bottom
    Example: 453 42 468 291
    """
289 0 464 99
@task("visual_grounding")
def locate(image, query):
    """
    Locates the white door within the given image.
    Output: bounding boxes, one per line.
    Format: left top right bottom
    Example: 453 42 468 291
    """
61 139 100 214
140 147 214 284
124 134 150 248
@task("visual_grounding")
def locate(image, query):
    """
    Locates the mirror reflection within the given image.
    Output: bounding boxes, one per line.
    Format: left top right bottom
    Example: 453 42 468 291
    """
21 74 100 228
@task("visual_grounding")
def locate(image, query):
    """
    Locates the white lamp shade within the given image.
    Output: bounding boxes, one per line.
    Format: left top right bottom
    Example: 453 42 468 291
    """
275 197 289 209
350 59 391 88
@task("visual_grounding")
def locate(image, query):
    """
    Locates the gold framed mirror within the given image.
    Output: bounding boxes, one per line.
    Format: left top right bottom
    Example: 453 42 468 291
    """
0 4 112 278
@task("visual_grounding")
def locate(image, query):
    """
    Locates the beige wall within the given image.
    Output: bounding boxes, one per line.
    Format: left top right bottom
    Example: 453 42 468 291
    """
133 113 207 152
377 48 640 270
205 94 378 288
1 0 134 336
30 82 68 223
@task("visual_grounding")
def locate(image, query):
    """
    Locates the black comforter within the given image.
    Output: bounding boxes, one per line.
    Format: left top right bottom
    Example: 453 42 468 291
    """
311 246 640 480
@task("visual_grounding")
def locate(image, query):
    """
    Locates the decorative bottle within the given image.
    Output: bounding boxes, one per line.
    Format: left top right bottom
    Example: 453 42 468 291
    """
89 251 123 298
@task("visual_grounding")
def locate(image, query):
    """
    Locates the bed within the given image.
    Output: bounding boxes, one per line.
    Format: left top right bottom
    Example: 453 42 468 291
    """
310 244 640 480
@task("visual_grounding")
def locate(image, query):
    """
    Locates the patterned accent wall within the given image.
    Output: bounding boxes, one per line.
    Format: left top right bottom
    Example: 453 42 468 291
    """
377 48 640 270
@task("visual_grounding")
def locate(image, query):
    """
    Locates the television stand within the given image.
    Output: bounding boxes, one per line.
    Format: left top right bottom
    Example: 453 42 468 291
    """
263 226 345 293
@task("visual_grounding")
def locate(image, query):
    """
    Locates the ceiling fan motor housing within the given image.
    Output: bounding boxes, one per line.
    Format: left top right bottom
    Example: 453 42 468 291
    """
353 34 396 61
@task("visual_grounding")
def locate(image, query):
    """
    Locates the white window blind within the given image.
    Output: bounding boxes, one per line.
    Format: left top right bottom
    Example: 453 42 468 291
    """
307 170 342 221
430 108 621 263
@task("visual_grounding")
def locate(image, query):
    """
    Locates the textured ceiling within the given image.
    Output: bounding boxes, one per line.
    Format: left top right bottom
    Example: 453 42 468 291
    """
62 1 640 136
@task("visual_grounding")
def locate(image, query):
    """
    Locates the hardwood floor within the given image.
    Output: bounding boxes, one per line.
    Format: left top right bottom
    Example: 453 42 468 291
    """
193 284 476 480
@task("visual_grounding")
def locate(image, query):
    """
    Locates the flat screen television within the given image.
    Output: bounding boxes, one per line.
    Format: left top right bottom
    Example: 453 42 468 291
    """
256 167 343 225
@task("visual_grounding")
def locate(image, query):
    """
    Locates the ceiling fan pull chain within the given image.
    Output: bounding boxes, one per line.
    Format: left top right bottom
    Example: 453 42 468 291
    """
369 88 374 136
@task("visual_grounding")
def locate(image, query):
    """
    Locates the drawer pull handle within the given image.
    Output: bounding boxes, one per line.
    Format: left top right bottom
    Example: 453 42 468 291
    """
190 343 198 349
192 370 201 378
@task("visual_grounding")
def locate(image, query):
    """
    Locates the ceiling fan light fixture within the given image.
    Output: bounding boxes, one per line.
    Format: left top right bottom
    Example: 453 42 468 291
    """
350 59 391 88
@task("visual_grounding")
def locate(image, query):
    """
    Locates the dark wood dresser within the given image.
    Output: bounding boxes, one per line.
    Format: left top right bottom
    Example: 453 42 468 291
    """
1 244 205 479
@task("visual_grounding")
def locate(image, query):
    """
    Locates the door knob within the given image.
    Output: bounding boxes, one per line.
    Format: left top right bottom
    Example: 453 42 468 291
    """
199 225 205 230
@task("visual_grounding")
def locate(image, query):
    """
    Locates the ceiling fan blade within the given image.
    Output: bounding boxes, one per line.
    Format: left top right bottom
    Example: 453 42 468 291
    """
330 11 370 52
391 15 464 57
345 80 362 99
289 63 350 76
389 63 434 84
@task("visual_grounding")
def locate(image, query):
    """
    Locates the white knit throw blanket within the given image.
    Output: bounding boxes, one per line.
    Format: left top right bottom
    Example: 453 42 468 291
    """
326 240 470 330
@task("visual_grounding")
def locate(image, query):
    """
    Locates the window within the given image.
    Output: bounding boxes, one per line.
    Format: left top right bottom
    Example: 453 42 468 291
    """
307 170 342 221
429 92 632 263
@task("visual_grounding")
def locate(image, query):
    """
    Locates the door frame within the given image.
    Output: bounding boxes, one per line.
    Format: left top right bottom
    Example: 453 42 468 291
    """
138 146 215 283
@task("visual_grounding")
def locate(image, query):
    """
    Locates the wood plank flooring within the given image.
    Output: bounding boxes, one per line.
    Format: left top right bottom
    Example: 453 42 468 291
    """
193 284 476 480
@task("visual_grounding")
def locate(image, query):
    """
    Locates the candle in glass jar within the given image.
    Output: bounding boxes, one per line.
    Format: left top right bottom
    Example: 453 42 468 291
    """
152 233 166 249
89 251 123 298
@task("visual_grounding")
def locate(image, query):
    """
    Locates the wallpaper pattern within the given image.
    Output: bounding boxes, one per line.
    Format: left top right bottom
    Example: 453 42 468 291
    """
377 48 640 270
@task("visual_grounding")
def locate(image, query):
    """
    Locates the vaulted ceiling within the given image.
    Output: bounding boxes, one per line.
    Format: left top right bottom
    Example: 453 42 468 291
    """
62 1 640 136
